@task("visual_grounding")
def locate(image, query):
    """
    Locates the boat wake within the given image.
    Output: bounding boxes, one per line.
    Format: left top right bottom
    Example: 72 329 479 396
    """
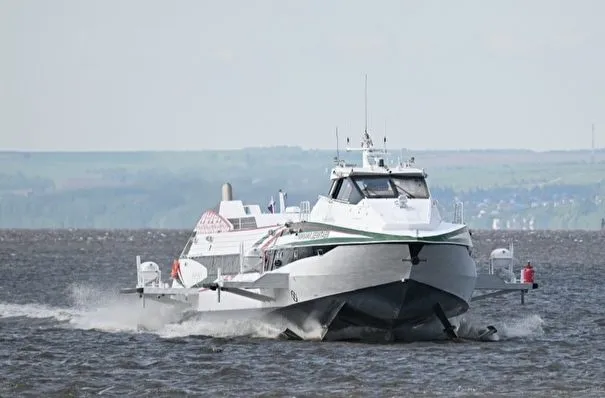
0 302 74 322
455 314 545 342
0 283 283 339
0 283 545 343
157 312 285 340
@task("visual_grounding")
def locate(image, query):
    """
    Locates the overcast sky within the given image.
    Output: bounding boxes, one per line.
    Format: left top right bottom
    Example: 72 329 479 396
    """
1 0 603 151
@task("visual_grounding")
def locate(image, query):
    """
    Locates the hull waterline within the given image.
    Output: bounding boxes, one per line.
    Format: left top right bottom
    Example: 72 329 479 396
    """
266 279 469 342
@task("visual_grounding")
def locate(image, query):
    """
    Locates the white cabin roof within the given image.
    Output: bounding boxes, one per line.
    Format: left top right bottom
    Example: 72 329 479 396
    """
330 164 426 180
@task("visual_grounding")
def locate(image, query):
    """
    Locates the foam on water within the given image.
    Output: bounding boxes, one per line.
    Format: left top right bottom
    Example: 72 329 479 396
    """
157 314 284 340
0 283 283 339
0 302 74 322
498 313 545 339
0 282 546 343
0 284 174 334
456 313 545 341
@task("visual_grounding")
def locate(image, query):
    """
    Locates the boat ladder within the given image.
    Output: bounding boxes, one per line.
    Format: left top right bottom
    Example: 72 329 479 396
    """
299 200 311 221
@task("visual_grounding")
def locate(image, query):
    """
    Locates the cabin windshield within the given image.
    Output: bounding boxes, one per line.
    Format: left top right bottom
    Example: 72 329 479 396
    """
352 175 429 199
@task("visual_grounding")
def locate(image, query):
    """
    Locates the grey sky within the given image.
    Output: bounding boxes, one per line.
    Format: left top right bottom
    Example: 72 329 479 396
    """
1 0 603 151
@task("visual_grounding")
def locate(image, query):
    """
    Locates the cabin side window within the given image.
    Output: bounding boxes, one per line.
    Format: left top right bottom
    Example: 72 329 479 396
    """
336 179 352 201
226 216 258 230
328 179 340 198
333 178 363 204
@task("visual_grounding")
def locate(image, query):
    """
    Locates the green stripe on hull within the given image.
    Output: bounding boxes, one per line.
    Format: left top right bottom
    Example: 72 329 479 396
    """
286 221 471 244
278 223 472 247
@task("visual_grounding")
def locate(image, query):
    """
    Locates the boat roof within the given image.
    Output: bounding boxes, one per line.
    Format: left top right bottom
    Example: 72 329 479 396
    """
330 131 427 180
330 162 426 180
193 190 307 235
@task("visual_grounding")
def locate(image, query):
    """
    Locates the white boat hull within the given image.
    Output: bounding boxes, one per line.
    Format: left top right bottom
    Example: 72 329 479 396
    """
139 242 477 341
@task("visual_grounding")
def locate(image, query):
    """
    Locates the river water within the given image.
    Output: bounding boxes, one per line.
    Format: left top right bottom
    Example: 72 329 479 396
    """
1 229 604 397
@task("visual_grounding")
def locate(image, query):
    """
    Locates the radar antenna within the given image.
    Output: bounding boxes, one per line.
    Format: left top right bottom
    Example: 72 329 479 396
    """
345 74 387 168
364 73 368 135
361 74 373 149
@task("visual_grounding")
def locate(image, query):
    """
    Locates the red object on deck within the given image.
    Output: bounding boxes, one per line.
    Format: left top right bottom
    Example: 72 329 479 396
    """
170 259 180 279
522 267 535 283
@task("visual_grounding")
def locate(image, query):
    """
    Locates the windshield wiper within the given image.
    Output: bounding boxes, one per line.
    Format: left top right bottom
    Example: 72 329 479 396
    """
395 185 415 199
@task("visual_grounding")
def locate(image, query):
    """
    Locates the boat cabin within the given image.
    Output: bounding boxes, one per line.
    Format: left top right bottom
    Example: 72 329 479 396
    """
328 173 430 205
325 129 432 205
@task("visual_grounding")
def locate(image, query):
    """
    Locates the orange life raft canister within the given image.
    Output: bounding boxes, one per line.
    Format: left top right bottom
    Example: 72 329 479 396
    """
170 259 180 279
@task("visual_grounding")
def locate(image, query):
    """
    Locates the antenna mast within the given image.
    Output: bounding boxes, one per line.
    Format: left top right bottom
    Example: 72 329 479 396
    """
364 74 368 134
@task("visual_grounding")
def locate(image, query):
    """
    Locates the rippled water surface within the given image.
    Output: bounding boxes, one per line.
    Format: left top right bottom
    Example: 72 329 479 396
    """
1 229 605 397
